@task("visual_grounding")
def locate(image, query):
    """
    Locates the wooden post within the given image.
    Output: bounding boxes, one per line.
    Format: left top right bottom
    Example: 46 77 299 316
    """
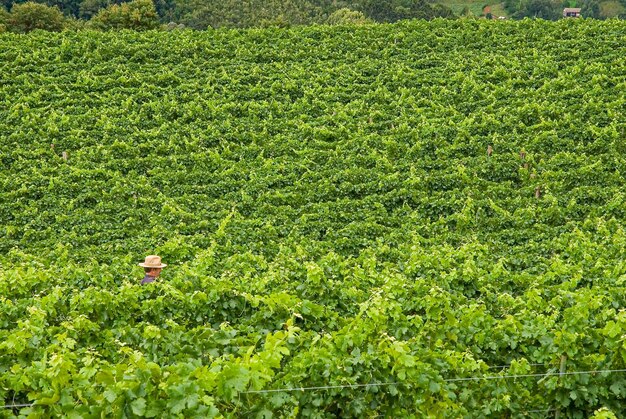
554 354 567 419
62 151 68 161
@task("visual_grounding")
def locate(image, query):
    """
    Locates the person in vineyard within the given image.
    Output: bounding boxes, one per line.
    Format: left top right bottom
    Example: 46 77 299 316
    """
139 255 167 284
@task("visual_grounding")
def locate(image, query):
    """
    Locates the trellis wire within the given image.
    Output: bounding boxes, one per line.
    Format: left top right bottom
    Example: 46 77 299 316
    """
488 363 547 369
241 368 626 394
3 368 626 409
1 403 34 409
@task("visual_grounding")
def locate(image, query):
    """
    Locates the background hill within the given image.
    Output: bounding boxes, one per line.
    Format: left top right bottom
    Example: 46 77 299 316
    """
1 0 625 33
1 19 626 417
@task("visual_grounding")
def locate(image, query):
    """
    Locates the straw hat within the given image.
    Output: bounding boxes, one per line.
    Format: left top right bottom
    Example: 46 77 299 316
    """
138 255 167 268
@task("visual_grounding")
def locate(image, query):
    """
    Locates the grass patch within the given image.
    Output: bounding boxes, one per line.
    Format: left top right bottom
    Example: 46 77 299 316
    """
599 0 625 17
489 2 509 16
437 0 509 17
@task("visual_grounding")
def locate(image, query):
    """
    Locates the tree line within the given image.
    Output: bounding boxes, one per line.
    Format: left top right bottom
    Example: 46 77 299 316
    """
0 0 455 33
0 0 623 33
503 0 625 19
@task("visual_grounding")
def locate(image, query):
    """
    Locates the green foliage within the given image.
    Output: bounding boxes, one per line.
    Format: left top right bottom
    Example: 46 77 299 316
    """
326 7 372 24
0 7 7 32
63 13 87 29
591 407 619 419
88 0 160 30
44 0 83 16
1 0 78 17
357 0 455 21
507 0 562 18
6 1 65 32
581 0 602 16
459 5 474 16
175 0 325 29
1 20 626 417
598 0 626 17
77 0 110 19
591 407 617 419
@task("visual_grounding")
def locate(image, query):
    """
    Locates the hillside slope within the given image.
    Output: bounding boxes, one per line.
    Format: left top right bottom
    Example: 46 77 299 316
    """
1 20 626 417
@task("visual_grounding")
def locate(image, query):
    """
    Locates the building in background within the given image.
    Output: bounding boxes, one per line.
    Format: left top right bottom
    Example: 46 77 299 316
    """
563 7 582 17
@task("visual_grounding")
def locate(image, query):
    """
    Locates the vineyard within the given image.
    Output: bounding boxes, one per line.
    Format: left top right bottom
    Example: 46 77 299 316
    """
1 19 626 417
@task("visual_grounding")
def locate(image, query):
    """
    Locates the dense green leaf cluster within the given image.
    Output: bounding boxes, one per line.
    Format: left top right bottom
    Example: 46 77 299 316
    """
1 1 66 32
1 19 626 417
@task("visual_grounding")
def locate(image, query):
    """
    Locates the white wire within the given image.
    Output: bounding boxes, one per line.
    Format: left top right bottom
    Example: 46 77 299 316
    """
243 382 398 394
446 368 626 382
1 403 34 409
5 368 626 408
525 409 556 414
241 368 626 394
487 363 547 369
